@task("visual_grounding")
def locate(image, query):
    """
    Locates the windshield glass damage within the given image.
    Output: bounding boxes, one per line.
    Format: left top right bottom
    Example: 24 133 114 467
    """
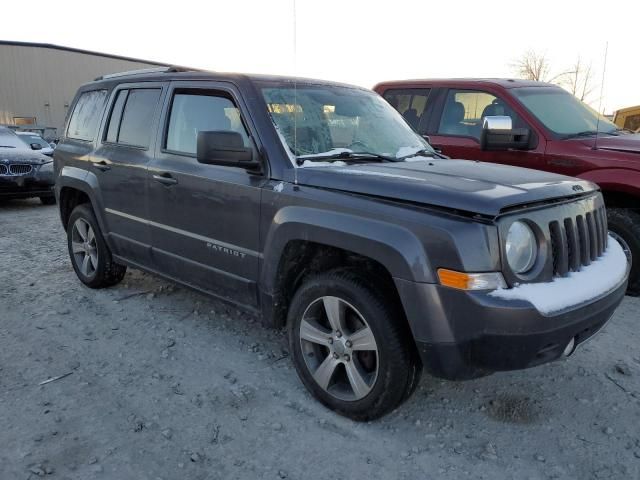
261 84 434 165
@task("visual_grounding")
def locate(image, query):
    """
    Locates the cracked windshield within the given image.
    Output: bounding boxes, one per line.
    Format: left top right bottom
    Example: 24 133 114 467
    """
262 85 432 161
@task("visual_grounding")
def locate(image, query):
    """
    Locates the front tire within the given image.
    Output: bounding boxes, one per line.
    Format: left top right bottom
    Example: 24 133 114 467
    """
67 204 126 288
288 270 420 421
607 208 639 296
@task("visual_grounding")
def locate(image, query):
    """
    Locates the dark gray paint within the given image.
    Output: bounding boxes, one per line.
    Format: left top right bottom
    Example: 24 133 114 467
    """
54 70 627 378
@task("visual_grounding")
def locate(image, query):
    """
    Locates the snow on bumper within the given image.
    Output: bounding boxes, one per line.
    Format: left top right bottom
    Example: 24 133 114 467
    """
489 235 629 315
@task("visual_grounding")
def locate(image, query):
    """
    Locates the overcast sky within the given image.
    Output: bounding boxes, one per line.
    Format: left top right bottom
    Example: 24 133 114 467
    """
4 0 638 113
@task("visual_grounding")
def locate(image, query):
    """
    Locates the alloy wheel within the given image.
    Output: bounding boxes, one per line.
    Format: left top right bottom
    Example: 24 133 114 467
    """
299 296 379 401
71 218 99 277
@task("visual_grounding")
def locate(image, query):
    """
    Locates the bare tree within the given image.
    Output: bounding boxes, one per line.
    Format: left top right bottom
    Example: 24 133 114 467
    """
512 50 598 104
562 57 596 103
511 50 553 81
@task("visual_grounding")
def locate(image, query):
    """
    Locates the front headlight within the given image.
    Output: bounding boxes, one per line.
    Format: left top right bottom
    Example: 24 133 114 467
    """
506 221 537 274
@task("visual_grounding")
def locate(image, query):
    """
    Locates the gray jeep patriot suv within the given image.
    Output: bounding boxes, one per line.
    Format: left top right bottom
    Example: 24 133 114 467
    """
55 67 629 420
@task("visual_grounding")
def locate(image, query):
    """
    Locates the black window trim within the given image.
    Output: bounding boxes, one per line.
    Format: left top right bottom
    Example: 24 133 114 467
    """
101 85 164 151
160 84 258 161
66 88 109 142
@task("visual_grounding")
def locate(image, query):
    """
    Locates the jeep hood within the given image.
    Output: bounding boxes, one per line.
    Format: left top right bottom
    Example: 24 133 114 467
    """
290 159 598 217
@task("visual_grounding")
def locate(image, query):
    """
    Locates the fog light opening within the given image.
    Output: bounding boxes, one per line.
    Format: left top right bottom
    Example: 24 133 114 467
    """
563 337 577 357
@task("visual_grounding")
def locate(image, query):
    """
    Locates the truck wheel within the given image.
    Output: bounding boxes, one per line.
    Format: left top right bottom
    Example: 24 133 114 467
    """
67 204 126 288
288 270 419 421
40 196 56 205
607 208 639 296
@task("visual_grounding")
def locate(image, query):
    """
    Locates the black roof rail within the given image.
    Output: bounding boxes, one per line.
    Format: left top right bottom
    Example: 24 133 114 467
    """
94 65 200 81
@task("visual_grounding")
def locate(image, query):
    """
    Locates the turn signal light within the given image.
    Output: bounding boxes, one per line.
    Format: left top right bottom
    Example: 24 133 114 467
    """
437 269 507 291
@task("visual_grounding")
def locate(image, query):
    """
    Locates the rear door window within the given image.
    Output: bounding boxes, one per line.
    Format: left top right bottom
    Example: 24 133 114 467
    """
104 88 161 148
382 88 431 133
116 89 161 148
105 90 129 143
67 90 108 141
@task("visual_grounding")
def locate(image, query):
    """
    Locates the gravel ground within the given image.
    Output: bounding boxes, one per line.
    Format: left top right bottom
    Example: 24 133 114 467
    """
1 199 639 480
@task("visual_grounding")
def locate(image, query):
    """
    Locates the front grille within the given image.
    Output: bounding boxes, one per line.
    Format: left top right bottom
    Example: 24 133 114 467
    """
0 164 7 175
549 206 608 277
8 164 33 175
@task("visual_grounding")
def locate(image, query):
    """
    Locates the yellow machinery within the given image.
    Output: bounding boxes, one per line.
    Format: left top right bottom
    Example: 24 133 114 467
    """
614 105 640 133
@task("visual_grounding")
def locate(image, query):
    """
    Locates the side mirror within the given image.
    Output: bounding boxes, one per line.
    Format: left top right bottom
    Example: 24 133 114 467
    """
480 116 532 151
30 143 43 150
196 131 259 170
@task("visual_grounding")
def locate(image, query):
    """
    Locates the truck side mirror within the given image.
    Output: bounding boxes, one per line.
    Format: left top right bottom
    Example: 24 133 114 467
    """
481 116 532 151
196 131 260 171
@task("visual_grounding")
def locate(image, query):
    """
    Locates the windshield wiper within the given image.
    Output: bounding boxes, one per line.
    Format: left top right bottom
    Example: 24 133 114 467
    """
0 145 16 148
296 151 398 165
563 130 600 139
395 148 442 161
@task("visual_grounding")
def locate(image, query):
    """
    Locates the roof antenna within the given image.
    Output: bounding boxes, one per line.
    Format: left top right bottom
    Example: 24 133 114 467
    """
293 0 299 185
593 41 608 151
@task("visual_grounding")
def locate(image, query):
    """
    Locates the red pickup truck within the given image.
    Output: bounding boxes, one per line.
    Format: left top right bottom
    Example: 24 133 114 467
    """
374 79 639 295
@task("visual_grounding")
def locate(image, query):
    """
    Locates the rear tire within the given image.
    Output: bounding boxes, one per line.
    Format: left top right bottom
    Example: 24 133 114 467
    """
67 204 126 288
40 196 56 205
288 269 420 421
607 208 639 296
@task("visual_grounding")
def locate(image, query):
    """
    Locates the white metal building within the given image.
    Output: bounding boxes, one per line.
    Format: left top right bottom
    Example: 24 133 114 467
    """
0 41 168 139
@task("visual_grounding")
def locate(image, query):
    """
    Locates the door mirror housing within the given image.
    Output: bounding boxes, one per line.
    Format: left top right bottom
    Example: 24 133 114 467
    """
30 142 43 150
481 116 533 151
196 131 259 170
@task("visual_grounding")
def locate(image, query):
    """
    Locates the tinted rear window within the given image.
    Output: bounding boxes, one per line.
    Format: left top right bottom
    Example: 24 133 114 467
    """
106 88 161 148
67 90 108 141
105 90 129 143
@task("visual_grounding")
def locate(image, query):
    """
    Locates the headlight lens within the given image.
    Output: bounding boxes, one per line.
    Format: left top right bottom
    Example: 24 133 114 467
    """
506 221 537 274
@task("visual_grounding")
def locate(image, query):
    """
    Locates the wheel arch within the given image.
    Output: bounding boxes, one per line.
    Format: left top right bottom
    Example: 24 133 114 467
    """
259 206 434 329
57 166 106 232
577 169 640 211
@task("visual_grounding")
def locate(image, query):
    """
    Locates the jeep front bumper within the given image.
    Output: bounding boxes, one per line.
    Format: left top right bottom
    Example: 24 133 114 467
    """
395 275 627 380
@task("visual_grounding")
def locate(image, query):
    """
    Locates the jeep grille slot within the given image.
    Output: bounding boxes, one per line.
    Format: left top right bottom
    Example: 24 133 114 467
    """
576 215 590 267
8 164 33 175
586 211 598 260
549 221 568 276
549 206 607 277
564 217 580 272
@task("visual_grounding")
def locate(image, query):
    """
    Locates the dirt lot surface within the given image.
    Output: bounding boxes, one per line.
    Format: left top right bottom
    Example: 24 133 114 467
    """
1 199 639 480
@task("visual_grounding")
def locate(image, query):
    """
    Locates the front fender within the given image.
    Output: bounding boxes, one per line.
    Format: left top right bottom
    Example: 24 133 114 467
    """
260 205 436 295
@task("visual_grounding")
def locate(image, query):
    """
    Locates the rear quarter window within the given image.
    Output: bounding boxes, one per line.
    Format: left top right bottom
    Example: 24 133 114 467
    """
67 90 108 141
